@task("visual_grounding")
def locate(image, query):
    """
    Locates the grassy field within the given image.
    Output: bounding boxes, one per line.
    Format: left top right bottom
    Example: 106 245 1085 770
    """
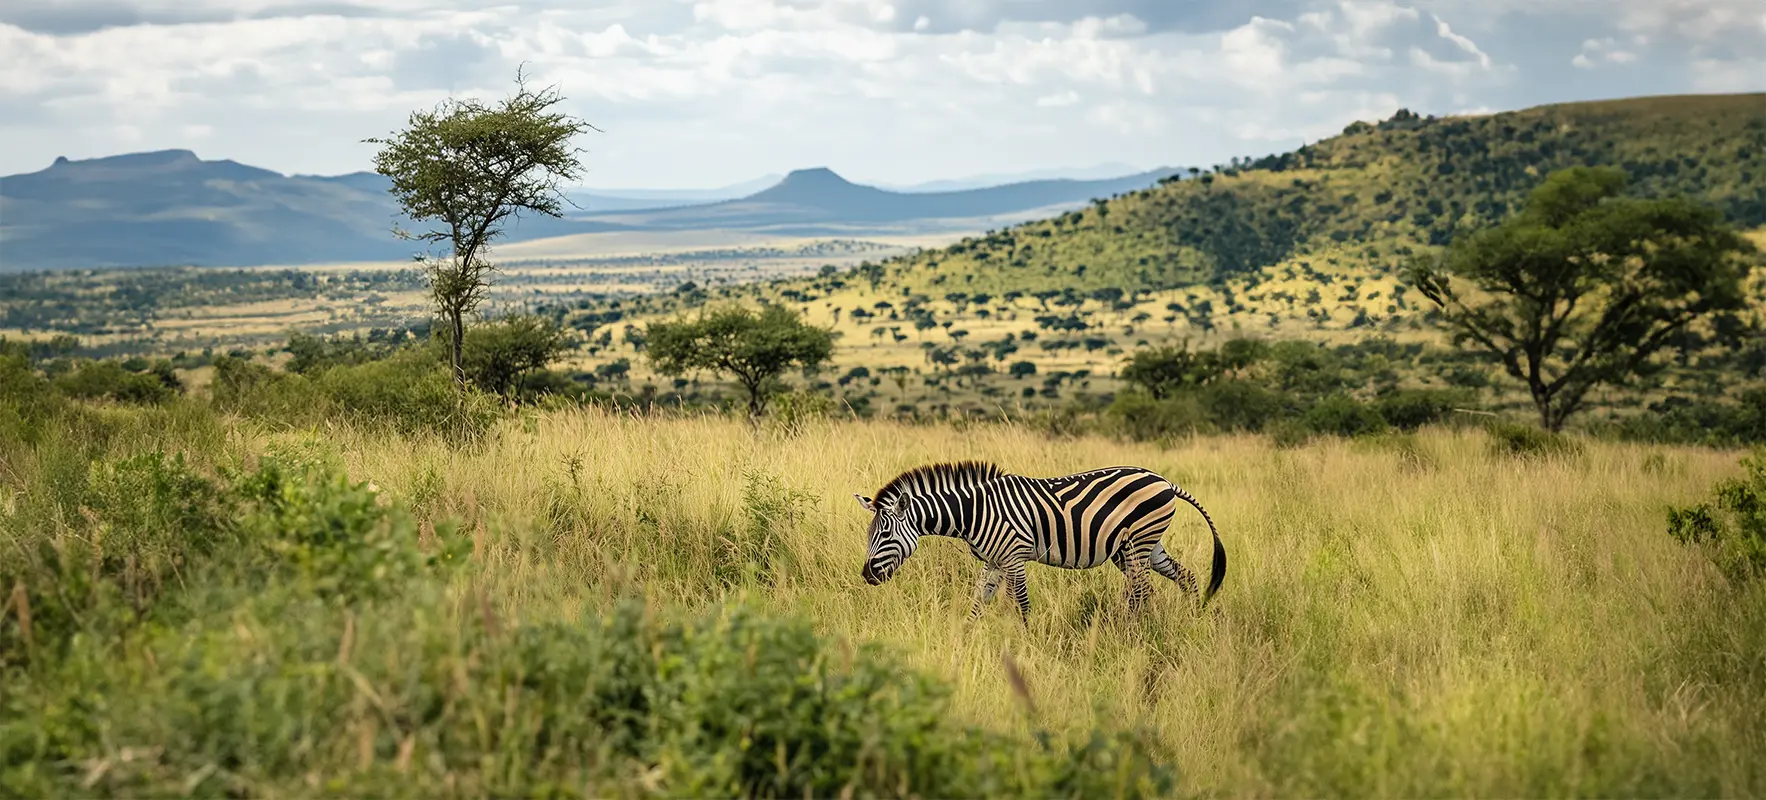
163 408 1764 795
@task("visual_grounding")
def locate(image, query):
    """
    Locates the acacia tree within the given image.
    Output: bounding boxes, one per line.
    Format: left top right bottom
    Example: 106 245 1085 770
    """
1406 166 1755 431
367 67 597 390
646 304 835 418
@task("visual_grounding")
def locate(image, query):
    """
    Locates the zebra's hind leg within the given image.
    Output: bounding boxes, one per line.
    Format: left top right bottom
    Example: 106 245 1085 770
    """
1149 541 1199 600
971 567 1005 619
1118 548 1155 616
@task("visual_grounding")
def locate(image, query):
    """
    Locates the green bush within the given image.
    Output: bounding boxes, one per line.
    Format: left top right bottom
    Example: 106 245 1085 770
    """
316 350 500 438
50 359 177 405
1373 387 1468 431
1614 390 1766 446
230 457 469 603
210 355 326 423
2 596 1176 798
212 353 502 441
455 314 571 399
1485 419 1583 458
1667 448 1766 583
1108 391 1211 442
0 450 465 668
1198 379 1285 432
0 354 62 447
0 450 233 666
1302 393 1387 438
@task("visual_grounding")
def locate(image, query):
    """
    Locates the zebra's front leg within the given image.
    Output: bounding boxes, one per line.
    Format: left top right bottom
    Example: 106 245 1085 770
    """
970 567 1005 619
1003 561 1031 624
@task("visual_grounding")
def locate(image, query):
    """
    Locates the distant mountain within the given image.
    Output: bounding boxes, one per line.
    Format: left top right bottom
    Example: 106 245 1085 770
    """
575 166 1184 230
0 151 630 271
572 174 784 203
0 151 1179 270
874 163 1149 193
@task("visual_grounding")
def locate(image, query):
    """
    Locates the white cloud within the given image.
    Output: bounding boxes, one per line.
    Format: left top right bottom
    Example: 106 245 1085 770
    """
1572 37 1639 69
1036 90 1080 107
1432 17 1491 68
0 0 1761 189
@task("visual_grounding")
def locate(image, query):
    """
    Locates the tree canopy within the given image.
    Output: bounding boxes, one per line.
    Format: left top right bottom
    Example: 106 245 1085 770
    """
646 304 836 418
1406 165 1756 431
366 67 597 391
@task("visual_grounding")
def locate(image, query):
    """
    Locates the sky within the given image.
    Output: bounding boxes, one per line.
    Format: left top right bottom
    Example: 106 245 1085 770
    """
1 0 1763 190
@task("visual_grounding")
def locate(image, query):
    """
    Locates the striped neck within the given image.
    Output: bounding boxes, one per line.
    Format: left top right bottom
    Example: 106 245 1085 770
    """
899 490 974 541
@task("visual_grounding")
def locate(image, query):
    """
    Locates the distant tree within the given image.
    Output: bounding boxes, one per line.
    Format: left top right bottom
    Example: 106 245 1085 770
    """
458 314 570 399
646 304 835 418
1119 342 1220 399
1216 337 1270 378
1008 360 1038 378
1407 166 1756 431
367 67 598 391
912 315 936 339
594 358 631 382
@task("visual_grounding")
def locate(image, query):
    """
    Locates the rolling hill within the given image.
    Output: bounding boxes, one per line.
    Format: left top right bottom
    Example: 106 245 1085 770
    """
544 93 1766 422
829 93 1766 296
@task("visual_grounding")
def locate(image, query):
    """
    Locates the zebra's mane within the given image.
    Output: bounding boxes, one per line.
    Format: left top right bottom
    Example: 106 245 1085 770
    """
872 461 1005 506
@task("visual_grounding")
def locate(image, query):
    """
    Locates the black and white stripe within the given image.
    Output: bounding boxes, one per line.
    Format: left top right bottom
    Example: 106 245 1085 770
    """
855 461 1225 621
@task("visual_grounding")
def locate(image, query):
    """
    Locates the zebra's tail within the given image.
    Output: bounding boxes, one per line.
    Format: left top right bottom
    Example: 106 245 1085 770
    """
1169 483 1226 608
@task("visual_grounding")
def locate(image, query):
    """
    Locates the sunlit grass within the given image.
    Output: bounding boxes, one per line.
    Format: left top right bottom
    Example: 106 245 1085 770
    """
249 408 1766 797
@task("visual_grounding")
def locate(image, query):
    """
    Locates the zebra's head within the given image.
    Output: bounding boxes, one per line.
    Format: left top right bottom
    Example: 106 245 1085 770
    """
855 493 919 585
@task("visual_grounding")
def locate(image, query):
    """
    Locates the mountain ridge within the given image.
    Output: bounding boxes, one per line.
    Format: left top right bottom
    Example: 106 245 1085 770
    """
571 165 1182 229
0 153 1181 270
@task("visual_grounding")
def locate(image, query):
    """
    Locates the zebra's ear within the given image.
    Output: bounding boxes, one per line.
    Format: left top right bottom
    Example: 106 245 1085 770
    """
853 494 877 513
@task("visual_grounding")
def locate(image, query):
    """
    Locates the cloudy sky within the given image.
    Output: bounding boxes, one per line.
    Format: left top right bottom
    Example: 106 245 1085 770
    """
2 0 1763 189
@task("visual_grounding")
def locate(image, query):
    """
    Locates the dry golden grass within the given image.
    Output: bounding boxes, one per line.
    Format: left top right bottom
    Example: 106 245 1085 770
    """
254 409 1765 796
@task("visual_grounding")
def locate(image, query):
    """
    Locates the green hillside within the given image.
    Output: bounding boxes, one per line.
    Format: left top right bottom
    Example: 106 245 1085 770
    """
531 94 1765 428
856 93 1766 295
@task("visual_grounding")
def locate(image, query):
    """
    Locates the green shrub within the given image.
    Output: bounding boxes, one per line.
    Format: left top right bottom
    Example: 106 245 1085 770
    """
1302 393 1387 438
212 353 502 441
1108 391 1211 442
1 597 1175 798
209 355 325 422
0 354 62 447
1614 390 1766 446
50 360 176 405
1484 419 1583 458
0 451 464 667
0 451 234 666
768 388 838 436
1667 448 1766 583
1198 379 1285 432
1373 387 1468 431
230 457 469 603
455 314 571 399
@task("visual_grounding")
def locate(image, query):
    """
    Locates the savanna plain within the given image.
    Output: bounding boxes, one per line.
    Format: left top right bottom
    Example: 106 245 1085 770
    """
4 388 1763 797
7 93 1766 798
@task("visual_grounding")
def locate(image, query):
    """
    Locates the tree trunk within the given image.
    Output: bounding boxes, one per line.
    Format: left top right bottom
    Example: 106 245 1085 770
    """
449 311 467 392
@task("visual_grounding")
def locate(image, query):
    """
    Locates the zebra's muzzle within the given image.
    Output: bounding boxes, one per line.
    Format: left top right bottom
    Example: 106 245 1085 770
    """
862 561 889 585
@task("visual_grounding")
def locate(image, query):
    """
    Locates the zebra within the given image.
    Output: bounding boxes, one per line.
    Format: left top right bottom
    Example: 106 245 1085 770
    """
854 461 1225 621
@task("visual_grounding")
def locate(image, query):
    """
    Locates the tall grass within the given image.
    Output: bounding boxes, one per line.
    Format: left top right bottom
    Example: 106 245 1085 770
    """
6 398 1764 796
292 408 1764 797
